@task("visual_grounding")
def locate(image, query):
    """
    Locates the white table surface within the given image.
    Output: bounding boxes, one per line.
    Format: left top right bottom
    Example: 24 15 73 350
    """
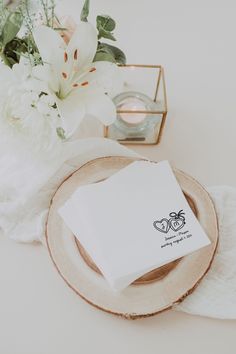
0 0 236 353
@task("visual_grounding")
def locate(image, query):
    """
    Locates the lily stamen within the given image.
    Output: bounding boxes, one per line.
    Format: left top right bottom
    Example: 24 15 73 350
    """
64 52 68 63
74 49 78 60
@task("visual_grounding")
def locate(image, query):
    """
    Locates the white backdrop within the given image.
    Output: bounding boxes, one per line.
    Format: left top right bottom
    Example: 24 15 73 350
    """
0 1 236 353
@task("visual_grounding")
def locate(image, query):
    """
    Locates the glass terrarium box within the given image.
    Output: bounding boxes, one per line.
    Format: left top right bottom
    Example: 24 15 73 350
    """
104 64 168 145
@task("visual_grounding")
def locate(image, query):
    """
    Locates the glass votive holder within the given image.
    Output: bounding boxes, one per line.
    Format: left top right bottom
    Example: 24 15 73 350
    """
104 65 168 145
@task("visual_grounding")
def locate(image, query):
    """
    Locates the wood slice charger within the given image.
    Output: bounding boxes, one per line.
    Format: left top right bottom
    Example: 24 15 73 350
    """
46 156 218 319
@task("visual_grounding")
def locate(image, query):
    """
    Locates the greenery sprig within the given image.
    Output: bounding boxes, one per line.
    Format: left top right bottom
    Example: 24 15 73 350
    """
0 0 126 68
80 0 126 64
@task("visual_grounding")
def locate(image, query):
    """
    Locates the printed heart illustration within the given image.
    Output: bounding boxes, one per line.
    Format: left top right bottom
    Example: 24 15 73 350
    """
153 218 170 233
169 218 185 232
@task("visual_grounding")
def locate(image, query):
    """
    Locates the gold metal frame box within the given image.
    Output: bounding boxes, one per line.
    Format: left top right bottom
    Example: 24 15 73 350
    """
104 64 168 145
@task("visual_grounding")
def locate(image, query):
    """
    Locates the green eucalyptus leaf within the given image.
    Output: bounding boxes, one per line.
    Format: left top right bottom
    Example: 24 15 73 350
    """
3 37 28 67
94 51 115 63
96 15 116 32
1 11 23 47
97 28 116 41
5 55 17 66
0 4 10 35
94 43 116 63
96 15 116 41
0 38 3 51
0 51 10 66
80 0 90 22
94 43 126 64
99 43 126 64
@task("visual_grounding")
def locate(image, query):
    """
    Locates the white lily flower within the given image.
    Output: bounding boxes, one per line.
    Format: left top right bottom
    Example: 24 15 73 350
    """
33 22 121 137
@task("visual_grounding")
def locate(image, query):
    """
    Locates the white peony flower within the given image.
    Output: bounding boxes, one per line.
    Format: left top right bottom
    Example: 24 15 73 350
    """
32 22 121 137
0 59 62 151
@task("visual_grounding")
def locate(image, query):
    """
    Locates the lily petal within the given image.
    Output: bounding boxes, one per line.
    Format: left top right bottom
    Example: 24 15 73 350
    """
32 65 60 93
67 22 98 68
33 25 65 67
55 91 86 137
78 61 123 97
83 89 117 125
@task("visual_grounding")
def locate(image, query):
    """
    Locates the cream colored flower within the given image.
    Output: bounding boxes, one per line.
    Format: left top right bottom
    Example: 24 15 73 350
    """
0 60 61 151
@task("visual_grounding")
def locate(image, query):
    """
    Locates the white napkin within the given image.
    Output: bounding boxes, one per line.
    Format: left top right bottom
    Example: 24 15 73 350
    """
59 160 211 291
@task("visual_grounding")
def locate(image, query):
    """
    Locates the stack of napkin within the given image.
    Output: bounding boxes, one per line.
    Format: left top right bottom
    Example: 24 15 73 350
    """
59 161 210 291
